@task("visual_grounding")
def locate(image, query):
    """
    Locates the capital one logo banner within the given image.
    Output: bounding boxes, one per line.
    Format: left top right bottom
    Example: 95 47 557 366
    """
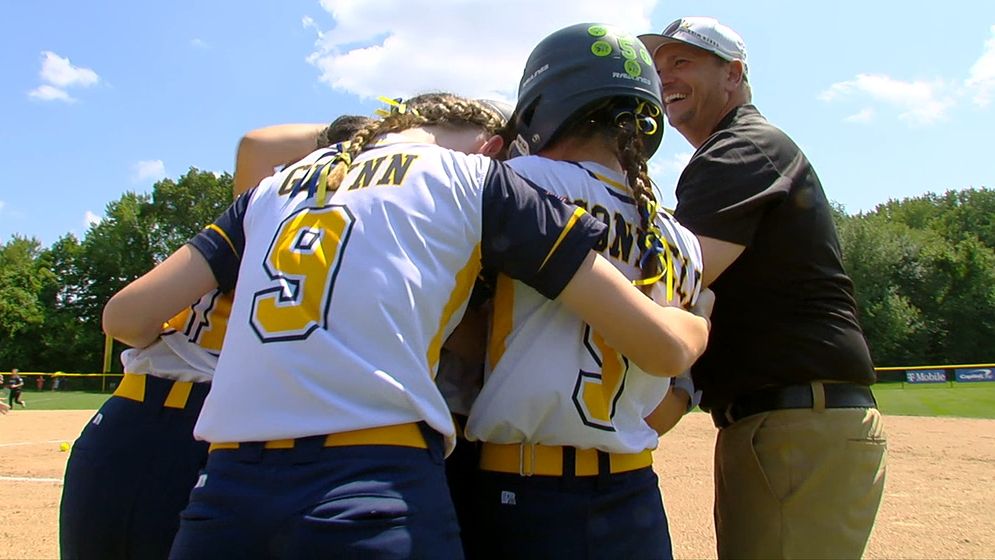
954 368 995 383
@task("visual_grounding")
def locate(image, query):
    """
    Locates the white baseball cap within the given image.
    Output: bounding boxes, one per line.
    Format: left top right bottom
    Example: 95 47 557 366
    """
639 17 748 75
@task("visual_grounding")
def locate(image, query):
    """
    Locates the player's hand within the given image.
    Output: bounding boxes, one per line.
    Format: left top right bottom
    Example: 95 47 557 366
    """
0 401 10 415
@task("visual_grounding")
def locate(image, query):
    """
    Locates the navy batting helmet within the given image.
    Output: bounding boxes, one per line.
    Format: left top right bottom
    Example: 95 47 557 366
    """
509 23 664 158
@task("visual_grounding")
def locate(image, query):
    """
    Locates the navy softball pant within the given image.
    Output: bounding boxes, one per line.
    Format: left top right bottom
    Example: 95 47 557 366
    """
59 374 210 560
168 424 463 560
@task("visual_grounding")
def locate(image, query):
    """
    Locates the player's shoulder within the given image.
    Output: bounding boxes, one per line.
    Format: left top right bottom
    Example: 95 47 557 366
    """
505 155 585 178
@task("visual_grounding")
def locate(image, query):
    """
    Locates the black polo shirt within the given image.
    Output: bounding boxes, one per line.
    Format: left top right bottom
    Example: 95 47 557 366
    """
674 104 875 409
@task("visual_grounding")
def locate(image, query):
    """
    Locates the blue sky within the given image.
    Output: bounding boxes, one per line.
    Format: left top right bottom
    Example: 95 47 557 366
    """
2 1 993 246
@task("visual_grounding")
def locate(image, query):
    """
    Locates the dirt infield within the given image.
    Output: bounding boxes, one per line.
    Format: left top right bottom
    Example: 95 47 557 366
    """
1 410 992 559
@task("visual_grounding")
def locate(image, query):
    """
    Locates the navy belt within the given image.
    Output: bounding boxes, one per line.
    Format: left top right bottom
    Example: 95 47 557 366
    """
710 382 876 428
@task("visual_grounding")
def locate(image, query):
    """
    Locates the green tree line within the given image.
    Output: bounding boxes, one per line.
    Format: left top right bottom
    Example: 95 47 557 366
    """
1 172 992 371
0 168 232 372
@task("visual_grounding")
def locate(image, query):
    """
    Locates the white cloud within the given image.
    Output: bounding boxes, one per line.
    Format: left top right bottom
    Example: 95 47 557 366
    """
133 160 166 182
28 51 99 103
818 73 955 126
651 151 692 176
190 38 209 49
84 211 103 227
844 107 875 124
648 151 692 207
306 0 657 100
38 51 99 88
28 84 74 102
965 25 995 107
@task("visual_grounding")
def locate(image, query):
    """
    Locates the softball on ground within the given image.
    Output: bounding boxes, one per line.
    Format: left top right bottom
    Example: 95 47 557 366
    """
59 442 70 452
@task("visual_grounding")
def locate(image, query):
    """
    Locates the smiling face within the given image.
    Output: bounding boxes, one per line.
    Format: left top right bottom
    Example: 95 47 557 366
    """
653 42 746 147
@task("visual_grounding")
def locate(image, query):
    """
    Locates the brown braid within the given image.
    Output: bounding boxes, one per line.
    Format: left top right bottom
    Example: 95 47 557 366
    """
613 114 661 295
550 99 662 292
322 93 506 193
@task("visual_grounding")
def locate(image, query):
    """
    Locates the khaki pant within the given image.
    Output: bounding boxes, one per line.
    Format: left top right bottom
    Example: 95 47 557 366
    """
713 389 887 559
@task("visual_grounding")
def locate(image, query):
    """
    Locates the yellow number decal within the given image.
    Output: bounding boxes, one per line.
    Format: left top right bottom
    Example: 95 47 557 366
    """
251 204 355 342
166 290 232 351
572 324 629 431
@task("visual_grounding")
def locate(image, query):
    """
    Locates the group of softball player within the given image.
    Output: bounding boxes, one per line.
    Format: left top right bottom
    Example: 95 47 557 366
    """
61 22 711 560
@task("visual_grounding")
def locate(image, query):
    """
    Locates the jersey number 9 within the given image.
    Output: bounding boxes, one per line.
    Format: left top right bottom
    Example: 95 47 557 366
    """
251 205 355 342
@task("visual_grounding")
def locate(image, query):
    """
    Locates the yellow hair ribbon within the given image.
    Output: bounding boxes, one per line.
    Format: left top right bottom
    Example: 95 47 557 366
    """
632 200 675 302
374 96 407 118
314 161 333 208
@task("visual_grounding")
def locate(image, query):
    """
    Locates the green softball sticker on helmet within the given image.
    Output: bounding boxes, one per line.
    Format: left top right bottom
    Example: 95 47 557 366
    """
640 46 653 65
624 59 642 78
591 40 612 57
587 25 607 37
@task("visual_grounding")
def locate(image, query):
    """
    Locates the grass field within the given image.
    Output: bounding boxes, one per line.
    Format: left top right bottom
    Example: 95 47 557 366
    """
2 390 111 410
4 382 995 418
873 382 995 419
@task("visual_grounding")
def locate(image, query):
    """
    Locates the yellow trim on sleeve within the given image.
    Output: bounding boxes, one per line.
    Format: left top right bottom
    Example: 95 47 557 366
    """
427 245 482 375
487 274 514 372
591 172 628 194
538 207 587 271
206 224 239 258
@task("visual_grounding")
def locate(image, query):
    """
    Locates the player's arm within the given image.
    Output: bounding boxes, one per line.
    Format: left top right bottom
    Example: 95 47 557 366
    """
645 387 691 436
104 192 249 348
480 162 710 378
233 124 327 196
103 245 218 349
557 252 709 377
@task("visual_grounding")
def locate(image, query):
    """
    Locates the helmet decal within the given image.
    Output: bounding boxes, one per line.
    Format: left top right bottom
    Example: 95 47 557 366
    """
509 23 665 157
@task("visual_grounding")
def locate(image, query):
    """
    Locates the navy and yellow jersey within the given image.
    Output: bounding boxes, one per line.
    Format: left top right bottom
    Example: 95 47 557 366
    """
186 144 605 453
119 289 232 383
466 156 703 454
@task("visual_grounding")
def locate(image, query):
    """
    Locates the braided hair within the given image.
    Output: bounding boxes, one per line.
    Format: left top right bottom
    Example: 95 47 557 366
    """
613 113 662 295
319 93 506 196
546 99 662 293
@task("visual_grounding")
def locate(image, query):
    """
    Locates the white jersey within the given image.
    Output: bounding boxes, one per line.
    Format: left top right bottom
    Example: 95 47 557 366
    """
466 156 703 454
188 144 606 453
120 289 231 383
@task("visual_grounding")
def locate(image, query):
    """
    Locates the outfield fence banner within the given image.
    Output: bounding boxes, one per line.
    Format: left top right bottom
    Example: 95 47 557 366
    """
954 367 995 383
905 369 948 384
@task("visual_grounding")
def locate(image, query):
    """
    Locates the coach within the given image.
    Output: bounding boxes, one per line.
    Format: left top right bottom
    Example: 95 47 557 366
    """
640 17 887 559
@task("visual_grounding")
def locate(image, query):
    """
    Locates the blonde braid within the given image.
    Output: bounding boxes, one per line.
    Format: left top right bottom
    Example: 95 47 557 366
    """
320 93 501 198
615 125 661 295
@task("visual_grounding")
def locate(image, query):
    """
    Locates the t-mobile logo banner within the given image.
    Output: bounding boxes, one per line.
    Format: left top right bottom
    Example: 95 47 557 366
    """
905 369 947 384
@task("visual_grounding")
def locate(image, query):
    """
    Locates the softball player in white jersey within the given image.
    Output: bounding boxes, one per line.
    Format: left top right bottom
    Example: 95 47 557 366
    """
62 118 367 560
464 24 706 560
60 290 227 560
102 92 709 559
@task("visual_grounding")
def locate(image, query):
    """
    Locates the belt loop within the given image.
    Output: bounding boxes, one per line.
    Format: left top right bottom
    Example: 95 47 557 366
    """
811 381 826 412
291 435 324 464
519 443 536 477
416 422 445 464
562 447 577 480
596 450 611 488
723 404 736 426
234 442 264 463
